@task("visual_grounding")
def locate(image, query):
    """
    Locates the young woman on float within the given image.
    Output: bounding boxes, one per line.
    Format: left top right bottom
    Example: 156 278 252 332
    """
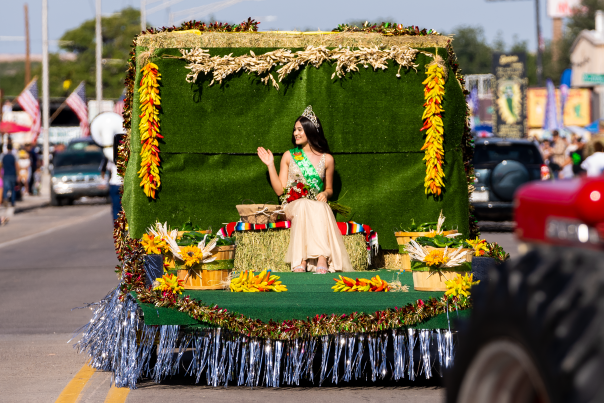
257 106 353 274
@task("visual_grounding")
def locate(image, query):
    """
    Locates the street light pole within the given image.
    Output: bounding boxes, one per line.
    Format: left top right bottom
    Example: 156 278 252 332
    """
41 0 50 197
96 0 102 118
535 0 543 86
141 0 146 32
24 3 31 86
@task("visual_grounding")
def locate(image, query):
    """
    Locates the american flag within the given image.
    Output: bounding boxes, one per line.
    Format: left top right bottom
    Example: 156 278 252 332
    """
66 81 89 137
16 77 41 143
114 90 125 117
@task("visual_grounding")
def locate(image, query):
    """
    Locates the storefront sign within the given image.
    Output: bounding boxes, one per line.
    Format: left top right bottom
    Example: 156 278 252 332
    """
527 87 591 128
583 73 604 84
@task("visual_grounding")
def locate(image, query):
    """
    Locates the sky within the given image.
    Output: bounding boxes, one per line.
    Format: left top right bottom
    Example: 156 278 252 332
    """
0 0 555 55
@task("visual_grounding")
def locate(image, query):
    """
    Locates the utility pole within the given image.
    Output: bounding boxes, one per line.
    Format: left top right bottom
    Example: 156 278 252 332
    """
24 3 31 86
535 0 543 86
41 0 50 197
96 0 102 117
141 0 146 32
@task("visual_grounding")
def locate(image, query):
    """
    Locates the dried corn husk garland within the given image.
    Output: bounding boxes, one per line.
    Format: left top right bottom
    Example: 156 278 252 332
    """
173 45 434 90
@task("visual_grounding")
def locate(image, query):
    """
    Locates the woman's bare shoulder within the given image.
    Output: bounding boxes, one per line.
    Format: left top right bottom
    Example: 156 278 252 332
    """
324 153 335 164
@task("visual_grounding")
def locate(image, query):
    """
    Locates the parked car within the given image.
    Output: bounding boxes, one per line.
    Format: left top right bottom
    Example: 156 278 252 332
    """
50 150 108 206
66 137 102 152
470 137 550 221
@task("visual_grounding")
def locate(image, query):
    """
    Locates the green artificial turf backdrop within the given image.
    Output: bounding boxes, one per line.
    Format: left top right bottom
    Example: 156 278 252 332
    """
136 270 470 330
123 46 470 249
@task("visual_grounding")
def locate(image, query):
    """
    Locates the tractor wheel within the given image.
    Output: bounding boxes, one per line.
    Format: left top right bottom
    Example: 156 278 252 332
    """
446 246 604 403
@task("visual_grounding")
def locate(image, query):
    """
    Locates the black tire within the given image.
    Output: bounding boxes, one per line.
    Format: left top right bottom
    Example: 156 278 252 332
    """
446 246 604 403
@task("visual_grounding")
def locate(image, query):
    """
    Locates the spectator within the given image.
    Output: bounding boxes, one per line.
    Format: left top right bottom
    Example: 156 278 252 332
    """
100 157 123 221
550 130 567 178
581 141 604 177
26 143 39 195
560 136 579 179
17 149 30 196
540 139 552 163
1 143 18 207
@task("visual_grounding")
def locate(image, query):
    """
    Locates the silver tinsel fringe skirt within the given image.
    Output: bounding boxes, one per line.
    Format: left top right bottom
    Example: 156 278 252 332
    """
72 287 456 389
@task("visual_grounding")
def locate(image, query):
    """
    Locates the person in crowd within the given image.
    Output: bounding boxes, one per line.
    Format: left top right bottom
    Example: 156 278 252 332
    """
17 148 30 196
100 156 123 221
550 130 567 179
560 135 580 179
1 143 18 207
540 139 552 165
26 143 39 195
581 141 604 177
257 106 352 274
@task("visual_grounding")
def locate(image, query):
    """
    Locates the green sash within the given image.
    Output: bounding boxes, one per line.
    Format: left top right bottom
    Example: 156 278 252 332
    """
290 148 324 193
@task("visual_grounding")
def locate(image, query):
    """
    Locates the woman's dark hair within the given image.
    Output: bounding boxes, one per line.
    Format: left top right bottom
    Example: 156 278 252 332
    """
292 116 332 154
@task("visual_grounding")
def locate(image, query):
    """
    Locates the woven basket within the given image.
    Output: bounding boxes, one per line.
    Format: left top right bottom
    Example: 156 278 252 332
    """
236 204 285 224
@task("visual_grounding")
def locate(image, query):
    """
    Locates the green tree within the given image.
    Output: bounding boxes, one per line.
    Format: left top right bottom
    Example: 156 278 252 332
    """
567 0 604 35
448 26 494 75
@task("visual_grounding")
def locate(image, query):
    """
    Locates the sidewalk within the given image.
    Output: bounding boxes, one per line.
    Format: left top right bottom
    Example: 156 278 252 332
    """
0 193 50 217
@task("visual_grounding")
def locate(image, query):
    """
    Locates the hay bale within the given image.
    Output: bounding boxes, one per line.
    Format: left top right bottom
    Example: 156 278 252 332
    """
233 230 368 272
137 31 452 50
372 249 407 271
234 229 290 272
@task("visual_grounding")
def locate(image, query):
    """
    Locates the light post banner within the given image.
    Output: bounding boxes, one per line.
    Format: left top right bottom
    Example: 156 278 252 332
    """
492 52 527 138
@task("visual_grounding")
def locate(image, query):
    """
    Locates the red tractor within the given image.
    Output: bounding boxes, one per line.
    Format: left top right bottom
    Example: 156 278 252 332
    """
447 176 604 403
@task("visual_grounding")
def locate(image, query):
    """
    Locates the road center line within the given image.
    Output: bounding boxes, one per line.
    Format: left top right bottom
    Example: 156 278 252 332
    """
0 208 109 249
54 364 96 403
103 385 130 403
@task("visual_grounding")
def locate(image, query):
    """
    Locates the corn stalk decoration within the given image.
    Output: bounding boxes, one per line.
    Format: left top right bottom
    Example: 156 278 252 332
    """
421 55 447 197
138 62 162 198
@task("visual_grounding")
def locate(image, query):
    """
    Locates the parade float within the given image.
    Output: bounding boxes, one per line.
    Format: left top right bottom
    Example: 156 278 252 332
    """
74 19 508 388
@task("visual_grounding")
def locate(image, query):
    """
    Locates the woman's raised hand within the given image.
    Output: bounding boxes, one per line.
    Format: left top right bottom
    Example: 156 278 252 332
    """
257 147 274 166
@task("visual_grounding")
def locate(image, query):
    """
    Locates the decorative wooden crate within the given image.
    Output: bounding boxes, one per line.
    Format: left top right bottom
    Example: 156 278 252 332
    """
412 270 464 292
177 245 235 290
393 230 458 271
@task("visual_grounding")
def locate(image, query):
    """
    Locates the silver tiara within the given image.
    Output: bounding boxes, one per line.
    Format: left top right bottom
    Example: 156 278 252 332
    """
302 105 320 128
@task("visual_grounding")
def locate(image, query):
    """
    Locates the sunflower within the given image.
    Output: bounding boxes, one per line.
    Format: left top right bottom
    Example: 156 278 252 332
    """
180 245 203 267
141 233 166 254
423 249 449 266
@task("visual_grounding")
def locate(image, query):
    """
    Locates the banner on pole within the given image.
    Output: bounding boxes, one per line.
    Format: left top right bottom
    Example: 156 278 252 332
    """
492 52 527 138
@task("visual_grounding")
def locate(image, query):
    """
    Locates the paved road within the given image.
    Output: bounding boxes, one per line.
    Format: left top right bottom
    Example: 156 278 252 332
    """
0 206 520 402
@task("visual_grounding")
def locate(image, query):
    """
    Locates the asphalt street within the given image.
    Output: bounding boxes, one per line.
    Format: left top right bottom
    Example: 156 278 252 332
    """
0 204 520 402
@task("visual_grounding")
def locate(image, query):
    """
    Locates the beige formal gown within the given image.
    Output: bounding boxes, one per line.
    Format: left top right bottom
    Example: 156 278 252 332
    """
283 154 353 272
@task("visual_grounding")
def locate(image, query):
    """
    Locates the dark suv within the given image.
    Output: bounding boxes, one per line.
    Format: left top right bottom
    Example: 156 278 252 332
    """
471 137 549 221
